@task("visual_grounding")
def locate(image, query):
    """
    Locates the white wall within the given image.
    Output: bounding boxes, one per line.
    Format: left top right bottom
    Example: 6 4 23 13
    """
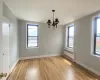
65 11 100 75
18 20 64 58
2 3 19 67
0 0 3 74
75 12 100 75
0 0 3 19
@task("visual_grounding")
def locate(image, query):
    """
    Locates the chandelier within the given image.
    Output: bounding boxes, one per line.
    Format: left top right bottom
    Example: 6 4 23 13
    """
47 10 59 28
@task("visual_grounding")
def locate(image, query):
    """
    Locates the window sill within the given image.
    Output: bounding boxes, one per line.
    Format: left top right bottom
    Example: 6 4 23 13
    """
92 54 100 58
26 47 39 49
64 47 74 53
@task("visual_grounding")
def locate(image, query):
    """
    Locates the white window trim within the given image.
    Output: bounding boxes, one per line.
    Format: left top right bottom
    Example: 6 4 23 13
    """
26 23 39 49
65 23 74 52
26 46 39 49
91 15 100 57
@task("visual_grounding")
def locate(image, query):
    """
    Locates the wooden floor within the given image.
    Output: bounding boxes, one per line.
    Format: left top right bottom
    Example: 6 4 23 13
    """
7 56 100 80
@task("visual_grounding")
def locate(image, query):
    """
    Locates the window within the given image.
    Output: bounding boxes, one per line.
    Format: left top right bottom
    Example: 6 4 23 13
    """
27 24 38 48
94 17 100 55
66 24 74 49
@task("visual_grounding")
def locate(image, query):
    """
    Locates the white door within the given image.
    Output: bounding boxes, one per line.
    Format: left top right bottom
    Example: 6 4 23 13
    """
0 23 3 80
2 22 10 80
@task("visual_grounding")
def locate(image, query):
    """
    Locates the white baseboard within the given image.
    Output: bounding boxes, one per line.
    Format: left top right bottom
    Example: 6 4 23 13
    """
20 54 61 60
10 59 19 73
75 60 100 76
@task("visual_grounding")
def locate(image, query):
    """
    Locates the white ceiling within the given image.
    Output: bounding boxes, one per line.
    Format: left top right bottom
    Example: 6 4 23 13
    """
4 0 100 25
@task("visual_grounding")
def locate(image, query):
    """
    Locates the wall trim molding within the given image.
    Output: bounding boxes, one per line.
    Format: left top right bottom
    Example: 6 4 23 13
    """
10 59 19 73
75 60 100 76
7 59 19 80
20 54 61 60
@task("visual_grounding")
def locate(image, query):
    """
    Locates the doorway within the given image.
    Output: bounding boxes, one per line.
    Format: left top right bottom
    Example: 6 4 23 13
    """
0 20 10 80
2 22 10 80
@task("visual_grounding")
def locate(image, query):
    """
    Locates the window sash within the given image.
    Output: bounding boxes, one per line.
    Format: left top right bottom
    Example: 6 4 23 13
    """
94 17 100 55
67 37 74 48
27 24 38 48
67 25 74 48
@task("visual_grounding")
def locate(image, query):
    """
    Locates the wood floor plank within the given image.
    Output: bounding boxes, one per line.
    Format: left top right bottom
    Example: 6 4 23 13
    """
7 56 100 80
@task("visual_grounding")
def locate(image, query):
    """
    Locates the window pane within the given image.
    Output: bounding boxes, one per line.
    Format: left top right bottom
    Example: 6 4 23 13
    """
69 26 74 37
69 37 74 48
27 24 38 48
28 37 38 47
97 19 100 35
96 37 100 54
28 42 37 47
67 25 74 48
28 25 38 36
28 37 38 40
96 19 100 54
28 40 37 43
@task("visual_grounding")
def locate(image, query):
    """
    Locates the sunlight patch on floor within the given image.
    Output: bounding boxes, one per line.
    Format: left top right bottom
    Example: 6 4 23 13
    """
25 68 39 80
63 59 72 65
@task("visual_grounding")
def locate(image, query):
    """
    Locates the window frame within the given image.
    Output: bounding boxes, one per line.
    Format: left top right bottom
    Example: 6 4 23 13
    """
26 24 38 48
94 17 100 55
66 24 74 50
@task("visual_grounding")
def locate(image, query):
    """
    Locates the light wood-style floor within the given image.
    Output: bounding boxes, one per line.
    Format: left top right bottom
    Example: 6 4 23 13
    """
7 56 100 80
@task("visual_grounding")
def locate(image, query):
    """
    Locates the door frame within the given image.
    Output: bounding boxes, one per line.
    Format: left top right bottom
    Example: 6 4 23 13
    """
2 16 10 80
0 20 3 80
